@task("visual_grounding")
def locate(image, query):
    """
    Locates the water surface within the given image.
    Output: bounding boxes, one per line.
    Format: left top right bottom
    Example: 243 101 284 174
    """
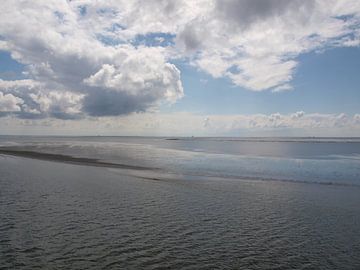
1 136 360 269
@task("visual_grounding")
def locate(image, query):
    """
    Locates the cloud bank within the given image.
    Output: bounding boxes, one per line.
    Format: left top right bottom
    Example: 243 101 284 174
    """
2 111 360 137
0 0 360 118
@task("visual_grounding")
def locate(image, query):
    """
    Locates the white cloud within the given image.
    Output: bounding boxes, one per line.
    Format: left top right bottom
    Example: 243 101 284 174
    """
0 79 84 118
2 111 360 136
0 1 184 118
291 111 305 119
203 117 211 128
83 46 183 102
0 0 359 119
179 0 360 91
0 92 23 112
354 114 360 123
29 91 84 116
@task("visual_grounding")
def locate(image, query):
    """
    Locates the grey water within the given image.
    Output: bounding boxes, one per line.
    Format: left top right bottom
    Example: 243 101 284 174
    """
1 136 360 185
1 136 360 269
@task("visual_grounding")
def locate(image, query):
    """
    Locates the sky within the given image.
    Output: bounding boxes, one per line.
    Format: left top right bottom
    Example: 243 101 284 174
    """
0 0 360 136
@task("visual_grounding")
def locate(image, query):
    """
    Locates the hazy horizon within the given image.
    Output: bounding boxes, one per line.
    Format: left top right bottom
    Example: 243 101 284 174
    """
1 134 360 138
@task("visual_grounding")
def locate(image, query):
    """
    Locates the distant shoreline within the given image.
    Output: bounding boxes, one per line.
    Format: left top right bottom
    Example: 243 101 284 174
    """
1 135 360 143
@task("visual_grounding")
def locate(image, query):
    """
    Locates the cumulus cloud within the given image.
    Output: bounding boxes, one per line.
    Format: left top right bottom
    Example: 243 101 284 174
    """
354 114 360 123
0 0 359 119
82 47 182 99
2 111 360 136
0 1 184 118
0 79 84 119
79 47 183 116
291 111 305 119
0 92 23 113
183 0 360 91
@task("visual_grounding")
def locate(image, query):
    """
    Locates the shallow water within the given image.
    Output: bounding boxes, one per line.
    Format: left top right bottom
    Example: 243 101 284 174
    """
1 136 360 185
1 136 360 269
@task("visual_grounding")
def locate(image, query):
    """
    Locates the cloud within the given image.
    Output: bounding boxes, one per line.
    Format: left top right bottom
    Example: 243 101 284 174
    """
178 0 360 90
0 92 23 112
354 114 360 123
0 1 184 118
29 91 84 119
291 111 305 119
216 0 311 31
0 0 360 119
2 111 360 136
83 46 182 94
203 117 211 128
0 79 84 119
81 46 183 116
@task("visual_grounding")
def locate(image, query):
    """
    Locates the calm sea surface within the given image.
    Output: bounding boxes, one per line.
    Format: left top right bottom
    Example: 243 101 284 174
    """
1 136 360 269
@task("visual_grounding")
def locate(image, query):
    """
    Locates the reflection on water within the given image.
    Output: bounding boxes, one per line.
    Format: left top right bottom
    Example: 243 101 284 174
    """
0 136 360 185
0 157 360 269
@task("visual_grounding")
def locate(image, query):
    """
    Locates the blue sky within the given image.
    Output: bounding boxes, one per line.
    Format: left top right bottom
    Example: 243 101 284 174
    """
162 46 360 115
0 0 360 136
2 46 359 116
0 51 25 80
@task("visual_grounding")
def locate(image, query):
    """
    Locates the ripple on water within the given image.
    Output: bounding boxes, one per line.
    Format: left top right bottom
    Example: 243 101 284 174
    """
0 157 360 269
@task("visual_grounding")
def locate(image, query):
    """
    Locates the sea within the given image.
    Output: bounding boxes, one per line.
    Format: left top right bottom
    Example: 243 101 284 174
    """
0 136 360 269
